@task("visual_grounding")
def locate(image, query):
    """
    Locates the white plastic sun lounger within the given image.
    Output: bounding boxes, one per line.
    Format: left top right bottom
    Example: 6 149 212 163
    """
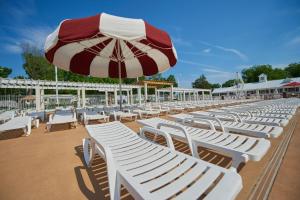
111 111 138 121
84 121 242 200
171 113 282 138
132 109 160 119
138 118 270 169
194 111 289 127
83 110 109 125
150 105 170 114
0 110 15 123
46 111 77 131
0 116 32 136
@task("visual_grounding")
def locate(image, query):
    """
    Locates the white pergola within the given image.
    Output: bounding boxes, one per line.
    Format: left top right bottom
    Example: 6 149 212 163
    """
0 78 213 110
0 78 142 110
157 87 212 102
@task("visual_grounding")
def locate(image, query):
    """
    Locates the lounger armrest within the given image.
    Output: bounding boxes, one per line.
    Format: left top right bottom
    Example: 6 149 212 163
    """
140 126 175 150
182 117 216 131
193 115 226 132
156 122 199 158
209 111 238 122
225 112 243 122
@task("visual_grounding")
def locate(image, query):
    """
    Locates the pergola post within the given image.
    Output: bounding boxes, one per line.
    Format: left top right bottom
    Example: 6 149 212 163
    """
41 89 45 110
82 88 86 108
126 90 129 105
183 91 186 101
170 85 174 101
35 86 41 111
105 90 108 106
130 89 134 105
138 87 142 105
144 82 148 103
77 89 81 108
155 88 158 102
202 91 205 100
114 87 118 106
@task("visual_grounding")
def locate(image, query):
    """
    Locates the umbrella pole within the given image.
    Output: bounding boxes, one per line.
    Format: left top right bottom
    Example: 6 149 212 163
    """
118 60 122 111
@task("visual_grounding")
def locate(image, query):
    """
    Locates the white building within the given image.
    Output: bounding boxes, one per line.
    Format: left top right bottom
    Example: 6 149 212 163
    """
212 74 300 99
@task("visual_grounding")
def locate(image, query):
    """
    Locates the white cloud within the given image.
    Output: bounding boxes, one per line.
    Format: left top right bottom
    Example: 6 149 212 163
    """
3 26 53 54
287 36 300 46
199 41 248 61
4 44 23 54
179 59 218 68
172 36 192 47
203 68 235 83
202 48 211 53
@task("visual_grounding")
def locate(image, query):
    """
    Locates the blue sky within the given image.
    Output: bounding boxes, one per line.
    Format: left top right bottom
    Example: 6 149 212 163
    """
0 0 299 87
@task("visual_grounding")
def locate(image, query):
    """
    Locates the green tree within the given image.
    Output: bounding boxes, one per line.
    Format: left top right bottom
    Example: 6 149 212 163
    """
0 66 12 78
285 62 300 77
242 64 287 83
211 83 221 89
222 79 236 87
192 74 212 89
166 75 178 87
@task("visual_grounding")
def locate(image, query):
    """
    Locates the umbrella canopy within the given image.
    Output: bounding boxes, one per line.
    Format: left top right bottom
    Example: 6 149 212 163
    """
44 13 177 109
44 13 177 78
282 81 300 87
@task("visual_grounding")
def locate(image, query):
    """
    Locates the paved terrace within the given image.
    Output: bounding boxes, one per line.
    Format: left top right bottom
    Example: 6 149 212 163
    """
0 109 299 200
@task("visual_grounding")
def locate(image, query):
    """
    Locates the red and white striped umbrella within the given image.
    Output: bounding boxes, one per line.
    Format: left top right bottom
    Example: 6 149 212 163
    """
44 13 177 78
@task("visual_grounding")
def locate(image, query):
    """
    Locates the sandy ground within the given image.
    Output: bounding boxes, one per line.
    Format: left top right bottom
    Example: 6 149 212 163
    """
268 111 300 200
0 112 299 200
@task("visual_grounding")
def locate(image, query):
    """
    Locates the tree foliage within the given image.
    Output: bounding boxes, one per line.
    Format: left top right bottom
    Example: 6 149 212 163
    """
0 66 12 78
241 64 287 83
222 79 236 87
192 75 212 89
166 75 178 87
285 62 300 77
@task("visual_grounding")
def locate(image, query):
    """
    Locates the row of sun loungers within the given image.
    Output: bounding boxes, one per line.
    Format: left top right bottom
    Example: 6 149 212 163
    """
1 98 299 199
82 98 299 199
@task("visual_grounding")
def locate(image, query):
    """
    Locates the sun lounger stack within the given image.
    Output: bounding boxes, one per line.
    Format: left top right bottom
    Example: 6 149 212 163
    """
84 121 243 200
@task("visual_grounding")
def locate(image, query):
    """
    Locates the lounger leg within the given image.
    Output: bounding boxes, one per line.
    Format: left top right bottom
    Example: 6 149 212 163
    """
23 124 31 136
231 154 248 171
46 124 51 132
108 170 121 200
82 138 96 166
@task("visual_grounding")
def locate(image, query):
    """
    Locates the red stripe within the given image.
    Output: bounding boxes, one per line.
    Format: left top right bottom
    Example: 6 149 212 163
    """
125 41 158 76
108 61 127 78
59 14 101 42
45 40 66 63
144 21 172 48
139 39 177 67
108 40 127 78
69 38 113 75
